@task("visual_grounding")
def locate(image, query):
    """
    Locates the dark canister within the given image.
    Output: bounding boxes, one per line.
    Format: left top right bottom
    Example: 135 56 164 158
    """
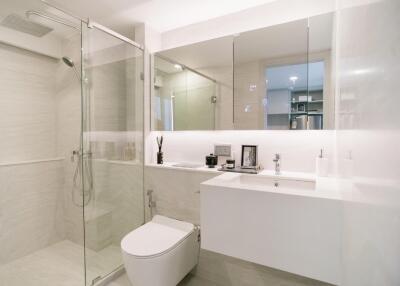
226 159 235 169
205 154 218 168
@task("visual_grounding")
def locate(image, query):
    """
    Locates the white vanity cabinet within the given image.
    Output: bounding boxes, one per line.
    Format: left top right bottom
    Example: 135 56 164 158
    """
200 172 341 285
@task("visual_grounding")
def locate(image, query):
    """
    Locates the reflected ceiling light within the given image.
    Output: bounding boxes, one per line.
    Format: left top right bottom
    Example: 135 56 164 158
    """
289 76 298 84
262 98 268 106
353 68 372 75
249 84 257 92
174 64 183 70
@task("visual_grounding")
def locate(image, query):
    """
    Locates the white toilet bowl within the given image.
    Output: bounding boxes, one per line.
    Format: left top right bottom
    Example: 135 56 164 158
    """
121 215 199 286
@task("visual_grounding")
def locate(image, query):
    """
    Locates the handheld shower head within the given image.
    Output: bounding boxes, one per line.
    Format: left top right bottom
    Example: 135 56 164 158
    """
62 56 81 81
62 56 74 67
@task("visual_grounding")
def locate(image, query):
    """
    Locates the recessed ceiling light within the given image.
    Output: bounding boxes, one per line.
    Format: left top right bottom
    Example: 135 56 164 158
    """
289 76 298 83
174 64 183 70
353 69 370 75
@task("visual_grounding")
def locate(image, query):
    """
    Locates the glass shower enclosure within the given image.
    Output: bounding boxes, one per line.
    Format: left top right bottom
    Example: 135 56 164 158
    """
0 1 144 285
81 21 145 285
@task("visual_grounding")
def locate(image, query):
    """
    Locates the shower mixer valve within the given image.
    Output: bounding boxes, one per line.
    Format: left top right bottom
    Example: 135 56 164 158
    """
71 149 93 162
71 150 80 162
147 189 157 208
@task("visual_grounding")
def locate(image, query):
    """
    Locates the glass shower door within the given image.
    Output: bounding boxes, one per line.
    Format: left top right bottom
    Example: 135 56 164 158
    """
81 23 144 285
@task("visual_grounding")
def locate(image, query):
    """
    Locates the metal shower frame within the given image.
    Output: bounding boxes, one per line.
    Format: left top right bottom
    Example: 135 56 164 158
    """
37 1 146 285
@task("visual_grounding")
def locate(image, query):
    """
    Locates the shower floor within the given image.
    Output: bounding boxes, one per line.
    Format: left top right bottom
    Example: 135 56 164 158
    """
0 240 122 286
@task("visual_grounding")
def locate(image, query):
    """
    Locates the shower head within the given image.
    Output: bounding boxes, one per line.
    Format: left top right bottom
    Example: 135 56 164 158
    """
0 13 53 37
62 56 81 81
62 56 75 68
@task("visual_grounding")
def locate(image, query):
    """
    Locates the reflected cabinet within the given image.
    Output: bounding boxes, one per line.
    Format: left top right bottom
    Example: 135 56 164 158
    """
152 12 335 131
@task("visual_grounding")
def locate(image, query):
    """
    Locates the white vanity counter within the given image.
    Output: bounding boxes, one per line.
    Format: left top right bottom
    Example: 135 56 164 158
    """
202 171 342 200
147 162 341 199
146 162 221 174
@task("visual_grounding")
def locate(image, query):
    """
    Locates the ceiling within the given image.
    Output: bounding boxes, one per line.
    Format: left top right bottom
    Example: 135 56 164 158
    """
47 0 279 37
0 0 279 40
0 0 81 40
266 62 324 90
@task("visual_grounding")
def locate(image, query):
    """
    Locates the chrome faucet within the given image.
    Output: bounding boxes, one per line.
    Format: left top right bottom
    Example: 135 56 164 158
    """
273 154 281 175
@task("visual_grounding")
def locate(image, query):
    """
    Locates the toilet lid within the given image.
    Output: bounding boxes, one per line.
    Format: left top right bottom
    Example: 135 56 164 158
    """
121 215 195 258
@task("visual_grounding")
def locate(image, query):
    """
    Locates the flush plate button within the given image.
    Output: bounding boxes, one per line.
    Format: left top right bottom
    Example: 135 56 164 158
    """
214 144 231 157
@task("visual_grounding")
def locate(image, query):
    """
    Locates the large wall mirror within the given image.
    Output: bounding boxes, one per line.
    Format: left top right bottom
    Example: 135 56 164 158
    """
152 36 233 131
151 12 334 131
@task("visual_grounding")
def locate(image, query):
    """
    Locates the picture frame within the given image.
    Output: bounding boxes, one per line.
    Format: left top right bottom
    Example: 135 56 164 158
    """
241 145 258 169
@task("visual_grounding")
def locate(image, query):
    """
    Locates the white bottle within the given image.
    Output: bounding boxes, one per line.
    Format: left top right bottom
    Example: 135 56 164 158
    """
316 149 329 177
341 150 354 178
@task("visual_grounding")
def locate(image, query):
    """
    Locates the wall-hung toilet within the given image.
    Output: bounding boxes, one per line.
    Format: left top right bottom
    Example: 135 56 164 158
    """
121 215 199 286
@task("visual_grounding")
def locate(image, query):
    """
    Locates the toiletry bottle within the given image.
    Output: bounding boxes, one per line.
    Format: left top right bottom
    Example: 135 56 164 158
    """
157 151 163 164
123 144 130 161
342 150 354 178
130 142 136 161
316 149 329 177
226 151 236 169
156 136 163 164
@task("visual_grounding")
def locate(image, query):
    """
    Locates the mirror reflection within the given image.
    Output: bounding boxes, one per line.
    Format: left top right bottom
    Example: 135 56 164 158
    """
308 12 335 130
151 12 335 131
153 56 217 130
152 36 233 131
234 13 334 130
233 19 308 130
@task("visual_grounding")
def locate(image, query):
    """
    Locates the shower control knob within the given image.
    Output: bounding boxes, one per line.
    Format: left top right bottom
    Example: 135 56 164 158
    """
71 150 80 162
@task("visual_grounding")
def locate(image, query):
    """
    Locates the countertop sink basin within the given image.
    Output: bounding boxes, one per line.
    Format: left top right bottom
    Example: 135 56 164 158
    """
235 173 316 191
202 172 319 197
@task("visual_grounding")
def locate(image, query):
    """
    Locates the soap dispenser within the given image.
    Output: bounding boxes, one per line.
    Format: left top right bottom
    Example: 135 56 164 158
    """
316 149 329 177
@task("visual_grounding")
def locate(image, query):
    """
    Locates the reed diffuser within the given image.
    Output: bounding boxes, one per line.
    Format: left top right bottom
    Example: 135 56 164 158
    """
156 136 163 164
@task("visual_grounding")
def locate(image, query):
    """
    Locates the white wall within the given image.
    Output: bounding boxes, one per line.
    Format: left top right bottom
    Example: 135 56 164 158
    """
335 0 400 285
148 130 335 173
161 0 336 50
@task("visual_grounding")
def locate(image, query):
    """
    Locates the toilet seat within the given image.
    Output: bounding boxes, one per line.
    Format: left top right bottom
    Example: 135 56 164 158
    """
121 215 195 259
121 215 199 286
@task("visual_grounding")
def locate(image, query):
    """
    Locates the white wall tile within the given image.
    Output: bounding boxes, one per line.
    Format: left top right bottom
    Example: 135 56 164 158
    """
0 160 65 264
336 0 400 285
0 43 58 162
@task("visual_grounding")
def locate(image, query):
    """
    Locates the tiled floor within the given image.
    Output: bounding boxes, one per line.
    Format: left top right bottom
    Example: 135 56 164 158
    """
105 253 334 286
106 271 332 286
0 240 122 286
105 272 216 286
0 240 334 286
